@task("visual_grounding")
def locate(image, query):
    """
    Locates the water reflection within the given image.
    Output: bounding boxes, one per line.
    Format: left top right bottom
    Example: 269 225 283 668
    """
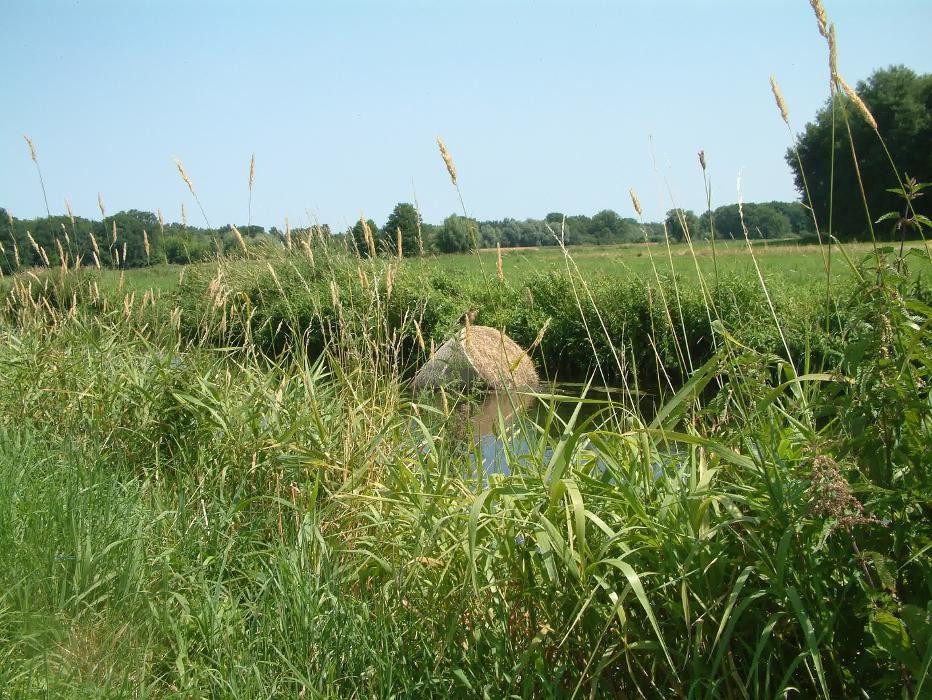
457 383 633 474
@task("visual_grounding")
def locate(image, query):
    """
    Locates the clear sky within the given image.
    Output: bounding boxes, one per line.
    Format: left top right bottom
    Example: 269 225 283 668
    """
3 0 931 231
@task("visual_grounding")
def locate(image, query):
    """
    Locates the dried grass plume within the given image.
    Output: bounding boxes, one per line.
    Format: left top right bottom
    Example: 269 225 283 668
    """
770 75 790 125
629 189 643 217
809 0 828 38
839 76 878 130
23 135 38 163
231 224 247 254
436 137 457 186
173 157 197 197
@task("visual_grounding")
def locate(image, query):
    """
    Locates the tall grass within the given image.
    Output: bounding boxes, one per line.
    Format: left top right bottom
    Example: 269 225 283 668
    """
1 3 931 696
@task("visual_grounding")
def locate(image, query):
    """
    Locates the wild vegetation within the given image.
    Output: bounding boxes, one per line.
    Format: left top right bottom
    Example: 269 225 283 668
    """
1 4 931 698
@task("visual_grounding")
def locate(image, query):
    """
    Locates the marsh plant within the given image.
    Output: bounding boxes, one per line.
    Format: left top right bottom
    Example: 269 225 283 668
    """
0 3 931 697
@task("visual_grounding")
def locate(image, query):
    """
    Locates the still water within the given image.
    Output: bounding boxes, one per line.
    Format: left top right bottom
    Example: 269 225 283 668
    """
446 383 641 475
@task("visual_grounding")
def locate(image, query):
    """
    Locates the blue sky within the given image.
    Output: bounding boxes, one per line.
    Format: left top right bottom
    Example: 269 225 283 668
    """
3 0 931 230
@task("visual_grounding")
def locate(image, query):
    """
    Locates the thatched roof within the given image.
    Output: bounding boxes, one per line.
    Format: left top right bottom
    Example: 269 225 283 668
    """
414 325 539 392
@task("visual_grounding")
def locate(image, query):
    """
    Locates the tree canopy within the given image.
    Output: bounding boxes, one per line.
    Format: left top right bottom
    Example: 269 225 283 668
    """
664 209 700 242
436 215 474 254
787 65 932 240
382 203 422 257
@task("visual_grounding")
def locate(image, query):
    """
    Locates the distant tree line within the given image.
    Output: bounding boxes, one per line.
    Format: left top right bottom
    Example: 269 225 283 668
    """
663 201 814 243
348 201 814 258
0 198 816 273
4 67 927 272
0 207 332 274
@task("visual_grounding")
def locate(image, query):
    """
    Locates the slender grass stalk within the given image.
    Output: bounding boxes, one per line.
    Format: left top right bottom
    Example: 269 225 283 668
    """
698 149 719 285
436 137 490 289
23 136 51 219
172 157 212 231
248 153 256 228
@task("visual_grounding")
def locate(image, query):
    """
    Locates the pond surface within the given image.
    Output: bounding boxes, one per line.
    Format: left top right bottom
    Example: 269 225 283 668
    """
451 382 643 474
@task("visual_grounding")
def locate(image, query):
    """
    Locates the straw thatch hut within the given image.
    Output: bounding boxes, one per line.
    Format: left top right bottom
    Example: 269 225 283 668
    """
414 325 539 392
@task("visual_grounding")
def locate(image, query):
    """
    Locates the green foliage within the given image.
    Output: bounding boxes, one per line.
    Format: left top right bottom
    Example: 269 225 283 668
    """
435 214 474 253
2 31 930 693
711 202 799 240
0 246 928 695
788 65 932 240
383 202 422 257
664 208 700 241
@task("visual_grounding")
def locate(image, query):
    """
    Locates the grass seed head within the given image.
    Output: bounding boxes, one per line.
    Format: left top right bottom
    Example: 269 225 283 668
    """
173 157 197 197
413 318 426 352
810 0 828 38
396 227 403 258
361 216 376 258
97 192 106 218
248 153 256 191
828 24 838 82
157 208 165 234
698 150 707 171
496 242 504 281
770 75 790 124
181 203 187 227
629 189 643 217
23 135 38 162
232 224 247 254
437 137 457 186
26 232 49 266
839 76 878 130
143 229 150 260
65 198 75 226
528 317 552 355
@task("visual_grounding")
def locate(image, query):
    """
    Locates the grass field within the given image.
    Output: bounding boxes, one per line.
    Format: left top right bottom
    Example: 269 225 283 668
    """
0 233 929 696
429 239 931 284
73 238 932 302
2 6 931 692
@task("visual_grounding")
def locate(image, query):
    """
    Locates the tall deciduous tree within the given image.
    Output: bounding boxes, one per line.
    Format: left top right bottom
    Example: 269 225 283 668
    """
664 209 700 242
383 203 422 257
436 214 473 253
787 65 932 240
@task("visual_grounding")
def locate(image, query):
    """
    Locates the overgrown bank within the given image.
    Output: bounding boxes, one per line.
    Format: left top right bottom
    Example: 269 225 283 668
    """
0 243 930 696
173 248 928 391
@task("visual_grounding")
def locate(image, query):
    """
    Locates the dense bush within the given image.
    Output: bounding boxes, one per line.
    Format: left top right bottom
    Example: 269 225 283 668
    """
171 253 834 394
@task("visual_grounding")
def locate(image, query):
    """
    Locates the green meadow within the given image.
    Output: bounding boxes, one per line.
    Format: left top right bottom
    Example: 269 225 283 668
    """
2 8 932 699
1 224 930 697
